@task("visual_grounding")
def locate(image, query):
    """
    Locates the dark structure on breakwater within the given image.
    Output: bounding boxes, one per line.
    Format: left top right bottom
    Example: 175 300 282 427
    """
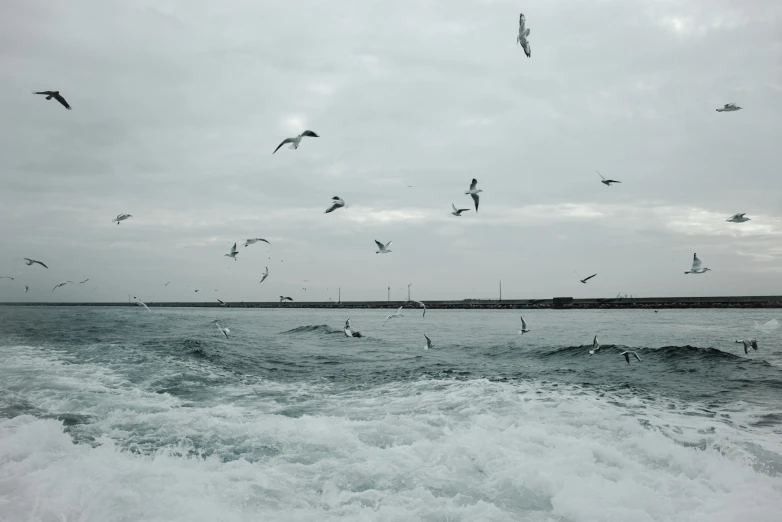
2 296 782 309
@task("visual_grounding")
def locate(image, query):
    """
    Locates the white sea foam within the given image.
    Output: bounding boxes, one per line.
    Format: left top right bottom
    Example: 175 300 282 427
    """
1 345 782 521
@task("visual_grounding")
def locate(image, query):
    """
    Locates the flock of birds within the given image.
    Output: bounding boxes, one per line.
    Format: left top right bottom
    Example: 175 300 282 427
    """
6 13 761 362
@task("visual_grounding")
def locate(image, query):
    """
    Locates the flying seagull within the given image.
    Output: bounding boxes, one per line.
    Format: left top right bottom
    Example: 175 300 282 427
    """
244 238 270 247
217 299 228 307
589 335 600 355
451 203 470 217
576 271 597 284
424 334 433 350
716 103 742 112
684 253 711 274
273 130 319 154
517 13 531 58
259 266 269 283
79 279 89 284
225 243 239 261
325 197 346 214
279 296 293 302
465 179 482 212
726 213 750 223
383 306 404 326
597 171 621 186
135 299 152 312
113 214 132 225
52 281 73 292
410 299 426 317
24 258 48 269
187 285 200 293
621 351 642 364
375 240 392 254
519 315 530 334
735 339 758 354
344 318 363 338
216 322 230 339
34 90 71 110
25 285 29 293
164 282 170 287
0 276 15 280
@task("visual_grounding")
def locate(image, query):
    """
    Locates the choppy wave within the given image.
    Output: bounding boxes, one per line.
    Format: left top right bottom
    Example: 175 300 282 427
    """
281 324 342 335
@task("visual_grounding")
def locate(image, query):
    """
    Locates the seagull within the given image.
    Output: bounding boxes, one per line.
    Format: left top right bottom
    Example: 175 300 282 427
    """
517 13 531 58
424 334 433 350
216 322 230 339
576 271 597 284
135 299 152 312
224 243 239 261
113 213 132 225
344 318 363 338
597 171 621 186
735 339 758 354
621 351 642 364
79 279 89 284
244 238 270 247
25 286 29 293
465 179 482 212
52 281 73 292
684 253 711 274
410 299 426 317
164 282 170 287
726 213 750 223
451 203 470 217
0 276 15 280
279 296 293 302
589 336 600 355
273 130 319 154
259 267 269 283
24 258 49 269
519 315 530 334
325 197 346 214
383 306 404 326
375 240 392 254
186 285 200 293
716 103 742 112
217 299 228 307
34 90 71 110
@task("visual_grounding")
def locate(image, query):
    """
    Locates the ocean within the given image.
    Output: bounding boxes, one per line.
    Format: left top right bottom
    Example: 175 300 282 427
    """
1 306 781 521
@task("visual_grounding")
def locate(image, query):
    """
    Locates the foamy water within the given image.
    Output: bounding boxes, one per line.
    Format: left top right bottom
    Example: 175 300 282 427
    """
1 306 781 521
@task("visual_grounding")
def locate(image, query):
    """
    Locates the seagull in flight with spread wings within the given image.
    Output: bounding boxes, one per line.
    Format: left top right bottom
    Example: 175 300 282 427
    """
244 238 270 247
465 179 482 212
325 197 346 214
519 315 530 334
589 335 600 355
24 258 48 269
684 253 710 274
224 243 239 261
273 130 319 154
424 334 434 350
216 322 230 339
375 240 392 254
410 300 426 317
113 213 133 225
34 90 71 110
52 281 73 292
259 266 269 283
517 13 531 58
575 270 597 284
383 306 404 326
716 103 742 112
735 339 758 354
726 213 750 223
451 203 470 217
597 171 621 186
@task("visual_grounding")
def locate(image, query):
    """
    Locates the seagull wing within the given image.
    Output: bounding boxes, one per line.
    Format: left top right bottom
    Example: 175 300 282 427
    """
273 137 294 154
632 352 641 362
452 203 457 212
37 261 49 268
259 238 270 244
301 130 319 138
53 92 71 110
521 316 527 329
692 254 702 270
424 334 432 349
230 243 238 254
471 193 479 212
137 300 151 312
584 274 597 282
325 201 340 213
623 352 630 364
596 170 606 181
375 240 385 250
217 299 224 304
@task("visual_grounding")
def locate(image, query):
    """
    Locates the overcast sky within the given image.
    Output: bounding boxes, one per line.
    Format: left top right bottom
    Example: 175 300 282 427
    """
1 0 781 303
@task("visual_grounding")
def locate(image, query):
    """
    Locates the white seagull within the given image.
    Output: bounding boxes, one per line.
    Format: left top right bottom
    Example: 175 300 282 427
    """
113 213 132 225
344 318 363 338
216 322 230 339
735 339 758 354
621 351 642 364
383 306 404 326
375 240 392 254
225 243 239 261
325 197 346 214
410 299 426 317
589 335 600 355
135 299 152 312
465 179 482 212
684 253 711 274
716 103 742 112
279 296 293 302
259 266 269 283
726 213 750 223
244 238 270 247
52 281 73 292
217 298 228 307
597 171 621 186
517 13 531 58
273 130 319 154
424 334 433 350
24 258 48 269
519 315 530 334
451 203 470 217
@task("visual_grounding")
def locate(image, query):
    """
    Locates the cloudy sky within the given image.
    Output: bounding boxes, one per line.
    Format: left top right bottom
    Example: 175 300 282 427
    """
1 0 781 303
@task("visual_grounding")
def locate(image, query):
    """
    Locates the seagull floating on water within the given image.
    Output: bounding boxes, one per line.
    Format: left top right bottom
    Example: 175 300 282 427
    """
52 281 73 292
451 203 470 217
621 351 642 364
735 339 758 354
465 179 482 212
34 90 71 110
597 171 621 186
383 306 404 326
375 240 392 254
244 238 270 247
589 335 600 355
325 197 346 214
344 318 363 338
684 253 710 274
273 130 319 154
259 266 269 283
726 213 750 223
519 315 530 334
279 296 293 302
225 243 239 261
113 213 132 225
517 13 531 58
424 334 433 350
716 103 742 112
216 322 230 339
24 258 48 269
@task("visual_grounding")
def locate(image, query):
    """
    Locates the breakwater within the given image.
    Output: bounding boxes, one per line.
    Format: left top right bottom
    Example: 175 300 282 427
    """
2 295 782 309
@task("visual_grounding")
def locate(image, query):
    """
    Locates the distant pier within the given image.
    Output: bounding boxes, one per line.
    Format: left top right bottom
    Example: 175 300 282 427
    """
2 296 782 309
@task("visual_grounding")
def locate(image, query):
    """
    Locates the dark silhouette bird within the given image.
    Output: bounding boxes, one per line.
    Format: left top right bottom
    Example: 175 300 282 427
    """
34 91 71 110
24 258 48 269
597 171 621 186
